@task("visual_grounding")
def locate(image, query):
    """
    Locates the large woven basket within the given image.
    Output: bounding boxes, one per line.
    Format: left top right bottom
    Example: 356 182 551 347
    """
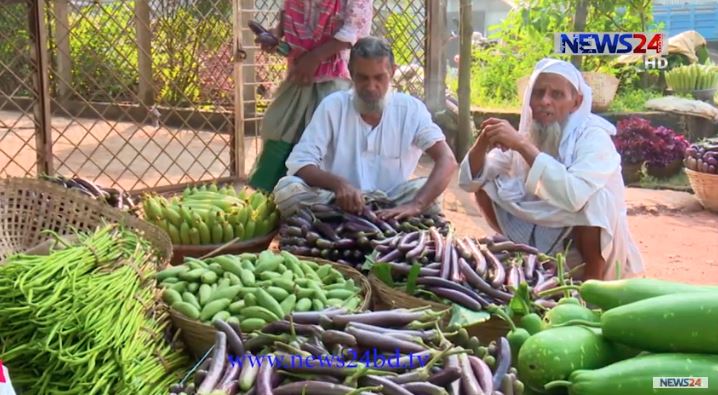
369 273 512 344
171 256 373 358
517 72 619 112
685 168 718 212
0 177 172 264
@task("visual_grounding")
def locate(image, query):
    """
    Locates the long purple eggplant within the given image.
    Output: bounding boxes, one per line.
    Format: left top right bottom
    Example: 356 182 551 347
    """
428 227 444 262
321 330 357 347
492 337 512 389
531 277 559 296
440 230 454 279
457 258 512 302
469 355 494 394
256 353 278 395
405 231 427 260
387 262 440 277
261 320 323 337
360 375 414 395
416 276 488 305
217 361 241 391
450 245 461 283
313 220 340 241
378 249 402 263
273 381 371 395
398 231 421 251
427 365 462 387
483 249 506 288
464 238 487 277
331 310 435 328
524 254 537 281
347 322 438 342
287 308 347 325
454 237 472 260
445 355 461 395
300 341 327 357
344 213 383 233
459 353 484 395
213 319 245 357
345 326 426 353
197 331 227 394
430 287 483 311
402 382 449 395
487 241 539 255
506 266 520 292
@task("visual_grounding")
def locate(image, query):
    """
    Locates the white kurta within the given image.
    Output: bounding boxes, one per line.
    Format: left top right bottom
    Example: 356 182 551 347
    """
285 89 446 192
458 125 645 280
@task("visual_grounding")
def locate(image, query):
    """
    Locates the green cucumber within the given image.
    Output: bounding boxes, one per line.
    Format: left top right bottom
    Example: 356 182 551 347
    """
160 277 179 285
187 282 199 293
212 311 231 323
271 278 295 292
259 272 282 281
240 306 280 322
544 303 599 328
266 286 289 301
229 300 245 314
240 317 266 332
239 268 255 286
201 270 218 284
162 289 182 305
172 301 200 320
200 298 231 321
244 293 257 307
312 299 325 311
208 285 242 303
226 272 242 286
280 294 297 315
182 292 201 309
255 288 285 320
155 265 190 282
296 298 312 312
185 257 208 269
213 255 244 277
326 288 356 300
208 262 224 276
254 251 284 272
169 281 188 293
198 284 213 306
179 268 205 282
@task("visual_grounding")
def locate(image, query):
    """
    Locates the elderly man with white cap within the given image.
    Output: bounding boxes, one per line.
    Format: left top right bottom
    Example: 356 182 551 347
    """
458 58 644 280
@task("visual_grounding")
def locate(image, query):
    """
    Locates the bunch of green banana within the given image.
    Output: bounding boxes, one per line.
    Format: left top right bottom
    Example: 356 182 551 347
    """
141 184 280 245
665 63 718 93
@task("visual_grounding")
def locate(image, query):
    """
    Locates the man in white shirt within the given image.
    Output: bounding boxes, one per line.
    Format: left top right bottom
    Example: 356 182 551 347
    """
458 58 644 281
273 37 458 220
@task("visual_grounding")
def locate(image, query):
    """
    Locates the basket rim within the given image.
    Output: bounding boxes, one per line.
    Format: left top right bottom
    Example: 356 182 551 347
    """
171 229 279 252
685 168 718 179
0 177 173 264
367 272 449 311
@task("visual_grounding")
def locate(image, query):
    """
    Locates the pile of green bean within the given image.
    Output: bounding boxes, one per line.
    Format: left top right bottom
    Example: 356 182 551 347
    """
0 224 190 394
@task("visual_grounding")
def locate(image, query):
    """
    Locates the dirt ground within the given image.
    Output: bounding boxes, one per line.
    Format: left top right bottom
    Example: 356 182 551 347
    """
415 159 718 286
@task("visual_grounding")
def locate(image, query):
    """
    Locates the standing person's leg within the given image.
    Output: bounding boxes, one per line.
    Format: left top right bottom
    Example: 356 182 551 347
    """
248 80 350 193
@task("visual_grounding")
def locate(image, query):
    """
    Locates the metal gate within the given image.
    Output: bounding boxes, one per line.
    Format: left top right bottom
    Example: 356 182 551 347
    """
0 0 431 193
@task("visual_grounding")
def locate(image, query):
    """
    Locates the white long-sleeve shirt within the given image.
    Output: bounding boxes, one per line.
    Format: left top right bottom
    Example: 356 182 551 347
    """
458 125 644 280
286 89 446 192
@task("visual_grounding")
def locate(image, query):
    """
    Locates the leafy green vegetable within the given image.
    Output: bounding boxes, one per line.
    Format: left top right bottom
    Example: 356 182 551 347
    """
449 304 491 329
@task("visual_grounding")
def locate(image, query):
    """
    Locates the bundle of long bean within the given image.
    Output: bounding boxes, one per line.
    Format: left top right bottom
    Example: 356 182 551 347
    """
0 224 189 394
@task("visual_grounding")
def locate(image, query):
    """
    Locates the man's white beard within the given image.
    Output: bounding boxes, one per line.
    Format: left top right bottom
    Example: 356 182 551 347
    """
353 86 393 114
530 121 563 159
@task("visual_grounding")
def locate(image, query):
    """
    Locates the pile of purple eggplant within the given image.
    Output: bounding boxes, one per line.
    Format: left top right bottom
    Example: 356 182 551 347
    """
168 308 524 395
279 200 450 268
369 228 563 311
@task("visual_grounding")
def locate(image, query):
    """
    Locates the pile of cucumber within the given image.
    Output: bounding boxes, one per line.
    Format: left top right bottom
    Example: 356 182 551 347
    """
142 184 279 245
156 250 365 332
504 278 718 395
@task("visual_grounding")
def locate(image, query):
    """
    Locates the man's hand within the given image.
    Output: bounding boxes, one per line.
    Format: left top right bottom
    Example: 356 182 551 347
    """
480 117 529 152
376 201 424 221
288 51 321 86
332 180 365 214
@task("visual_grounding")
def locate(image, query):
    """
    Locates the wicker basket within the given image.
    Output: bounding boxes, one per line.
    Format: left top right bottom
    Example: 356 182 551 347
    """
517 72 619 112
0 177 172 264
685 168 718 213
171 256 373 358
170 230 278 265
369 273 512 344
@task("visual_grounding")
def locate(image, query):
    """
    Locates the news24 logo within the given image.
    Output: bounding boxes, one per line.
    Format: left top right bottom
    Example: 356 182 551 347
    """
554 32 669 69
653 377 709 389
